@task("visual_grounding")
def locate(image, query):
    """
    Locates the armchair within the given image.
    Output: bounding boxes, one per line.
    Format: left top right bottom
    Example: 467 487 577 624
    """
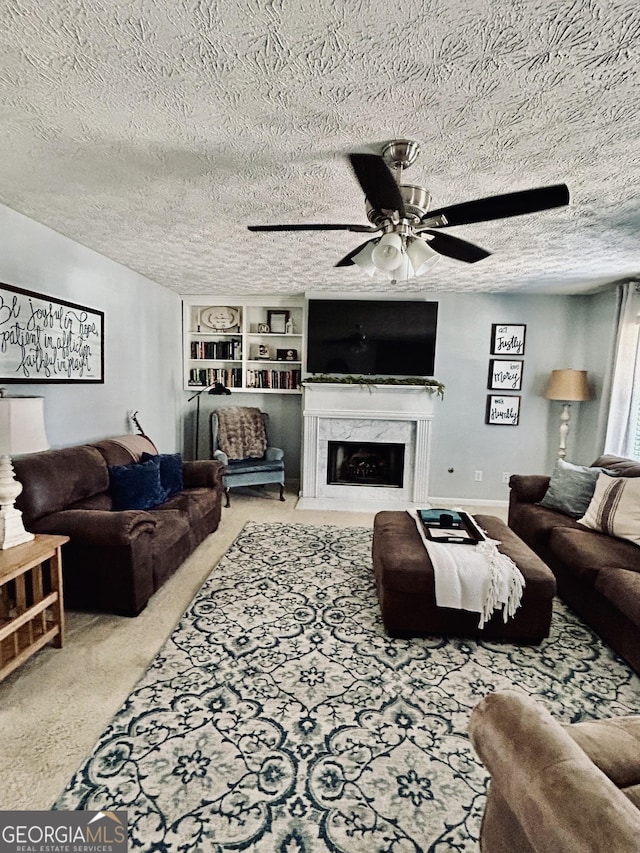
210 407 285 507
469 690 640 852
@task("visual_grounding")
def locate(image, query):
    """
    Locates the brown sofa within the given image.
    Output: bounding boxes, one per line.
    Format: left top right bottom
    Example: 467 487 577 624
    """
508 455 640 675
14 435 225 615
469 690 640 852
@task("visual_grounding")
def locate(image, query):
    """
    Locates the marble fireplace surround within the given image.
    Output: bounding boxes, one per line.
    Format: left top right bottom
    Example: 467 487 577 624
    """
297 383 435 511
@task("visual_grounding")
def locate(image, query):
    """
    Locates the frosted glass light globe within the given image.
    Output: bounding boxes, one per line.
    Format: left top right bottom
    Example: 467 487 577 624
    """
371 233 403 271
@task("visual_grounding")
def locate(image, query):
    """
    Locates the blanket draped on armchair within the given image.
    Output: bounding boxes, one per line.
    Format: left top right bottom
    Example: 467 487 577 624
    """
216 406 267 460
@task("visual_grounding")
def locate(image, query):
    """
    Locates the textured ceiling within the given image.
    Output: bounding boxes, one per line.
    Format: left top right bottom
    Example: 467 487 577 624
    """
1 0 639 297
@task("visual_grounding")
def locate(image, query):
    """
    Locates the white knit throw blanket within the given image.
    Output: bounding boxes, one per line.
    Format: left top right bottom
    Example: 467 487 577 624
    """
409 510 525 628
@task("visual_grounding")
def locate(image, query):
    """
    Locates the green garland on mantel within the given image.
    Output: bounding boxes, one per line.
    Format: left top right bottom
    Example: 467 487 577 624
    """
303 374 445 398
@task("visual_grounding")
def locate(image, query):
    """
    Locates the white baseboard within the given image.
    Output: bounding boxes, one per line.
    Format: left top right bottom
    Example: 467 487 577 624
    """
295 495 509 513
427 495 509 510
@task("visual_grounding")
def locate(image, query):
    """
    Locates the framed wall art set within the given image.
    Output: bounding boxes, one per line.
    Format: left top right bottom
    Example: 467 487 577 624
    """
486 324 525 425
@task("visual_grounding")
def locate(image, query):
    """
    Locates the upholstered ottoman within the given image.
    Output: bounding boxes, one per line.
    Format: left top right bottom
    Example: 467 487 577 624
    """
372 511 556 641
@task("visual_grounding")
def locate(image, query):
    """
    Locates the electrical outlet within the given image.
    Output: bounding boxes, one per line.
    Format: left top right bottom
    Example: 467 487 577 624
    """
502 472 511 484
474 470 483 482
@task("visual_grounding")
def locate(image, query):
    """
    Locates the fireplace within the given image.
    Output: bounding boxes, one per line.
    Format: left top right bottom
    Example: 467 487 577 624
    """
327 441 405 488
299 383 435 510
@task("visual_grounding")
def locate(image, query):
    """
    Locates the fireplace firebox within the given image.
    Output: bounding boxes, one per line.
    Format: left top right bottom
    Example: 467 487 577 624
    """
327 441 405 488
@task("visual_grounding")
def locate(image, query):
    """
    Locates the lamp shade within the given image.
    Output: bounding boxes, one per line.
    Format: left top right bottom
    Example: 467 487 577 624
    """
406 236 438 274
544 369 592 402
391 254 414 282
371 232 403 271
351 241 378 277
0 396 50 456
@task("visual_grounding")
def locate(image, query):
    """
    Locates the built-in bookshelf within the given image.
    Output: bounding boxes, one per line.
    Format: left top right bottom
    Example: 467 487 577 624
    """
183 296 305 393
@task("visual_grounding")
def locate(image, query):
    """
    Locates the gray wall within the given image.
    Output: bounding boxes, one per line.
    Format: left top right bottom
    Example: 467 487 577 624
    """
186 390 302 473
428 290 618 501
0 204 182 451
188 289 620 502
1 202 619 503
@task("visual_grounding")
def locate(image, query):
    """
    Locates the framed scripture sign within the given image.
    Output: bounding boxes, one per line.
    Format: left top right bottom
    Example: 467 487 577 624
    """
0 283 104 383
490 324 526 355
488 359 523 391
486 395 521 426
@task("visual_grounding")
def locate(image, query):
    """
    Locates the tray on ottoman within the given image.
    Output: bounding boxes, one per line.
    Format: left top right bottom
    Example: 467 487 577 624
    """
372 511 556 642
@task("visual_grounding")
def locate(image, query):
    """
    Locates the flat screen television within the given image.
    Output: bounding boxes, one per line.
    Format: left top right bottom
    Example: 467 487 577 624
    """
306 299 438 377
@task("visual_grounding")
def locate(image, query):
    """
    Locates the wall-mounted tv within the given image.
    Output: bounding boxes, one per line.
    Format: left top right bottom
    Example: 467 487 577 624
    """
306 299 438 377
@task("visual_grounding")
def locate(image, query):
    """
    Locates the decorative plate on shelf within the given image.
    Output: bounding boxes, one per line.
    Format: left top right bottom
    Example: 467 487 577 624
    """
200 306 240 331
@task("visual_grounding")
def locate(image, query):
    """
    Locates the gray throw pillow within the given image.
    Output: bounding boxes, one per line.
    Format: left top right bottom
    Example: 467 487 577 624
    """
539 459 609 518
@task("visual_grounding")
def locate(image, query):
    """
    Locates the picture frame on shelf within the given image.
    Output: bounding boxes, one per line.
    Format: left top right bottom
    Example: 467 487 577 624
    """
257 323 270 333
486 395 521 426
488 359 523 391
490 324 526 355
267 310 290 334
277 348 298 361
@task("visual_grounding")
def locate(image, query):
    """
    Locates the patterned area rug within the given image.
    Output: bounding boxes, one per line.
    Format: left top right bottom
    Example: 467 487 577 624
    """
55 522 640 851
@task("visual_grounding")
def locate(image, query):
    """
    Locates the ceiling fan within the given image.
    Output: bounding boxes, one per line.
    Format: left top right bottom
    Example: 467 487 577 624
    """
247 139 570 281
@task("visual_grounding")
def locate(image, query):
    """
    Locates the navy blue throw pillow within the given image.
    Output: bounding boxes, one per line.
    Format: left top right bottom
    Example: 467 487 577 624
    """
141 452 184 497
109 457 167 510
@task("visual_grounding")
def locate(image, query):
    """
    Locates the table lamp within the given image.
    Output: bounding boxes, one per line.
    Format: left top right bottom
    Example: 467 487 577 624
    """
544 369 592 460
0 392 50 549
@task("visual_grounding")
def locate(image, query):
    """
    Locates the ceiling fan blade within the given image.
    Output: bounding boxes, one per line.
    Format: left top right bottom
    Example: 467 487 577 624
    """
247 223 377 233
422 184 570 227
335 239 376 267
348 153 406 217
422 230 491 263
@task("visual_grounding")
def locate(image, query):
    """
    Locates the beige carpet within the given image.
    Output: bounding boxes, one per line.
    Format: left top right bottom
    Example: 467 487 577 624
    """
0 486 505 810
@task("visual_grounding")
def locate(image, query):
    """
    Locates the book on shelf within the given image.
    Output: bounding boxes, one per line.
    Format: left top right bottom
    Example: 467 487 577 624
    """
246 368 301 390
417 508 485 545
190 339 241 360
189 367 243 387
188 367 301 390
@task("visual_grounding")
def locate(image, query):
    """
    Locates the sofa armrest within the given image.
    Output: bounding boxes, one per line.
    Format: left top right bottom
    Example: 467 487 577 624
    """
508 474 550 505
182 459 225 489
469 690 640 853
265 446 284 462
30 509 156 546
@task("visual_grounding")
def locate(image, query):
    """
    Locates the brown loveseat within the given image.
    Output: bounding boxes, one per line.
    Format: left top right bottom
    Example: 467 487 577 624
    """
508 455 640 675
14 435 225 615
469 690 640 852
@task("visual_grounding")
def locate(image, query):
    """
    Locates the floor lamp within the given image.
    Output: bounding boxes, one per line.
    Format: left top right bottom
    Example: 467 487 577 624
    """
544 369 592 459
188 383 231 459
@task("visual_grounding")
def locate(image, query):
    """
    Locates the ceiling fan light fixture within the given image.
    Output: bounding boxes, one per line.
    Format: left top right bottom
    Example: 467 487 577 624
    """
351 241 378 277
406 236 438 275
371 232 403 271
391 254 415 283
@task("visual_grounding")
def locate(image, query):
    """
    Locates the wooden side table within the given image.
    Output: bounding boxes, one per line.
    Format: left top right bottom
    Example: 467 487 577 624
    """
0 533 69 682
